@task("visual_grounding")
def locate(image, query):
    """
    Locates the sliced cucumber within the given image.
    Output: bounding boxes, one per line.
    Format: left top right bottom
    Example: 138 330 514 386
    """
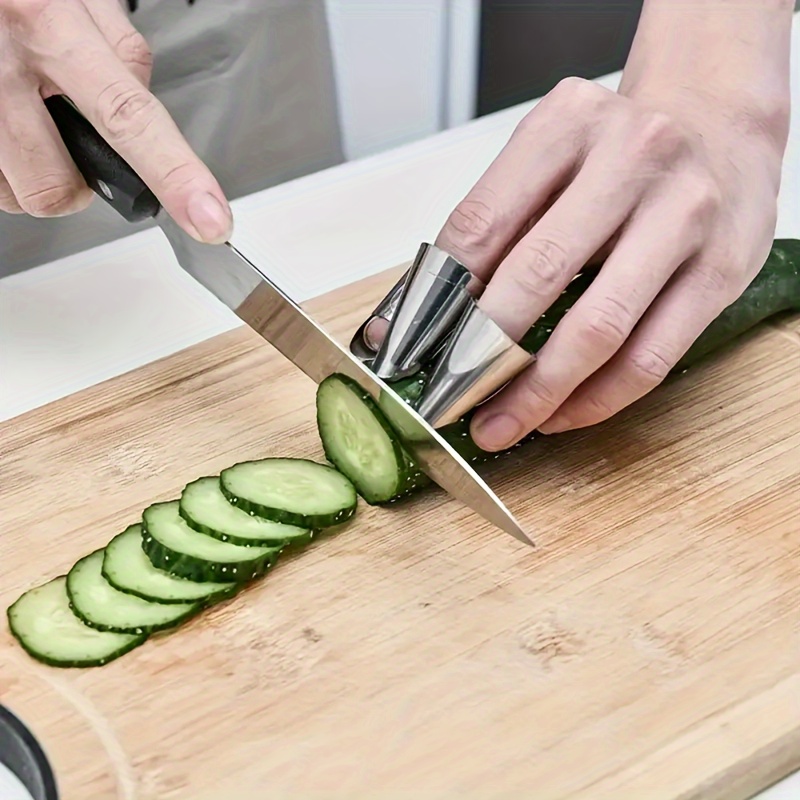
180 477 312 547
67 550 201 634
220 458 357 527
7 577 146 668
378 385 429 444
103 524 236 604
142 501 281 582
317 375 428 504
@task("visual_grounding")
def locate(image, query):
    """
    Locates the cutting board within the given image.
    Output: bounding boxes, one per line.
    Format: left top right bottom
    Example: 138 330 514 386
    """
1 265 799 800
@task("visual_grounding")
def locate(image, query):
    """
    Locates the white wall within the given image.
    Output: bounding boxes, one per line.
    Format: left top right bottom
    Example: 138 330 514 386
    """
325 0 480 161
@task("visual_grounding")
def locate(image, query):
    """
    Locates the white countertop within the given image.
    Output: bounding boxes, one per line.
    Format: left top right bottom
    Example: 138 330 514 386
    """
0 765 33 800
1 16 798 797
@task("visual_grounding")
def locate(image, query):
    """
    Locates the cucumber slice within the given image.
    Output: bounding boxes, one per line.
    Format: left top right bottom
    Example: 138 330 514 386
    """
142 501 281 582
220 458 357 527
102 524 236 604
180 477 312 547
7 577 146 668
317 375 427 504
67 550 201 634
378 386 429 443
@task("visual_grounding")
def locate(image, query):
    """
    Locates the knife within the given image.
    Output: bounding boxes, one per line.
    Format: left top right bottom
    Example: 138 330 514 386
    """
45 95 533 547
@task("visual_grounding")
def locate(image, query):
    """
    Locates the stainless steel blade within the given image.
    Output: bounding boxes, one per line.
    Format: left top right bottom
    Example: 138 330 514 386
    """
156 210 533 546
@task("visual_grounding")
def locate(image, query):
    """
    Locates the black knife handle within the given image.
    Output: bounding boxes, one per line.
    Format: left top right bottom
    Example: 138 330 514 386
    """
45 95 160 223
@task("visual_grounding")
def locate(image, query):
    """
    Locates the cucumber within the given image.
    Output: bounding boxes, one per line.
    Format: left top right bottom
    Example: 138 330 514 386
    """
103 524 236 604
142 501 282 582
317 375 427 504
67 550 201 634
7 577 146 668
377 384 429 443
337 239 800 473
180 476 312 547
674 238 800 369
220 458 358 527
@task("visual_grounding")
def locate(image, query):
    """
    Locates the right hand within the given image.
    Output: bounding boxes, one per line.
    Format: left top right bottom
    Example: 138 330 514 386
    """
0 0 232 243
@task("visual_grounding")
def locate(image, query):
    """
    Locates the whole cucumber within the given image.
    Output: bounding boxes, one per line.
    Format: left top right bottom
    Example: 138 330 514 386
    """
395 238 800 466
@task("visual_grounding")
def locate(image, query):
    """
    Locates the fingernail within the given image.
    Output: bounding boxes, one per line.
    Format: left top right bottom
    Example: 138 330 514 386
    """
538 416 569 435
364 318 389 351
187 192 232 244
472 414 523 451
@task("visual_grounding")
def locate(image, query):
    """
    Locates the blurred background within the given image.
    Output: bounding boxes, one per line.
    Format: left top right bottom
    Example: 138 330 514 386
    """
326 0 644 161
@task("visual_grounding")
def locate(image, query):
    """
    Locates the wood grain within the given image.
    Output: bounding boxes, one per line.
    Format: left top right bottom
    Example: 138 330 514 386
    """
1 265 798 800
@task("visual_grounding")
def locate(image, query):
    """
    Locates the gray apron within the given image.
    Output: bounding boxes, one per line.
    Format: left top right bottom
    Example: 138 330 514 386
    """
0 0 343 277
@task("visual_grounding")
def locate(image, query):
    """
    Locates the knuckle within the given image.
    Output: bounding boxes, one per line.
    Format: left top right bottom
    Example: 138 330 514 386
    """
18 179 86 216
550 76 598 106
115 29 153 71
580 298 633 352
443 193 501 253
690 174 722 212
628 343 674 386
577 393 619 426
630 111 686 163
157 160 197 192
3 0 53 24
512 236 571 299
516 76 607 145
517 373 560 417
683 175 722 232
97 81 158 143
692 261 734 300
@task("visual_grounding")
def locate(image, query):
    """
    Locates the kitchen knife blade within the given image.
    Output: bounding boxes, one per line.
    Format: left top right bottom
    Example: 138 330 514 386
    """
44 95 533 547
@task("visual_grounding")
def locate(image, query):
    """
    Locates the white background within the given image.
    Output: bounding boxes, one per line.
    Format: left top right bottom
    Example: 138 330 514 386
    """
325 0 479 159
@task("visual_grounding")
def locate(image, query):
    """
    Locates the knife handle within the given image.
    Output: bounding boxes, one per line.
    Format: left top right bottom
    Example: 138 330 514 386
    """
45 95 160 223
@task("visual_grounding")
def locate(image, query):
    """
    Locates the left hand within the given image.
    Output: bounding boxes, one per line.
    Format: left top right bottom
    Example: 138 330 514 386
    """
435 74 790 451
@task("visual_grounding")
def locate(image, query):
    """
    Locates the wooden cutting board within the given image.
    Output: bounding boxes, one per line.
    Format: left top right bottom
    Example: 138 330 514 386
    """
1 265 799 800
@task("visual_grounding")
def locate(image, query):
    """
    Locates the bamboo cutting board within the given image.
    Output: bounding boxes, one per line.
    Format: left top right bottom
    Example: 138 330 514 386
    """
1 265 799 800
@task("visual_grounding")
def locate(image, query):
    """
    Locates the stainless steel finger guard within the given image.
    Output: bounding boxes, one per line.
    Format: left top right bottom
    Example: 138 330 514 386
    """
349 242 534 428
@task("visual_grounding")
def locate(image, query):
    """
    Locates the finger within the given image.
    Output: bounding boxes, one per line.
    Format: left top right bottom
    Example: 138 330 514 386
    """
538 257 736 434
0 75 93 217
469 187 707 451
435 80 605 281
36 1 231 243
0 170 23 213
476 133 649 343
83 0 153 87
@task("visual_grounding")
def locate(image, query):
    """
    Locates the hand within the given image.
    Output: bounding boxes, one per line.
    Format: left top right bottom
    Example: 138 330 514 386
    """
435 2 792 452
0 0 231 243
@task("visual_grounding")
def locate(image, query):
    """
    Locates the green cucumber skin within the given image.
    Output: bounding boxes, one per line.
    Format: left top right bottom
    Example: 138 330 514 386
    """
7 622 147 669
220 459 358 527
141 529 280 583
67 601 200 636
100 555 238 606
8 631 146 669
178 500 315 549
66 549 204 635
179 508 315 549
6 577 148 669
67 590 202 636
674 239 800 369
317 374 428 505
220 494 354 528
101 564 238 606
392 238 800 468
